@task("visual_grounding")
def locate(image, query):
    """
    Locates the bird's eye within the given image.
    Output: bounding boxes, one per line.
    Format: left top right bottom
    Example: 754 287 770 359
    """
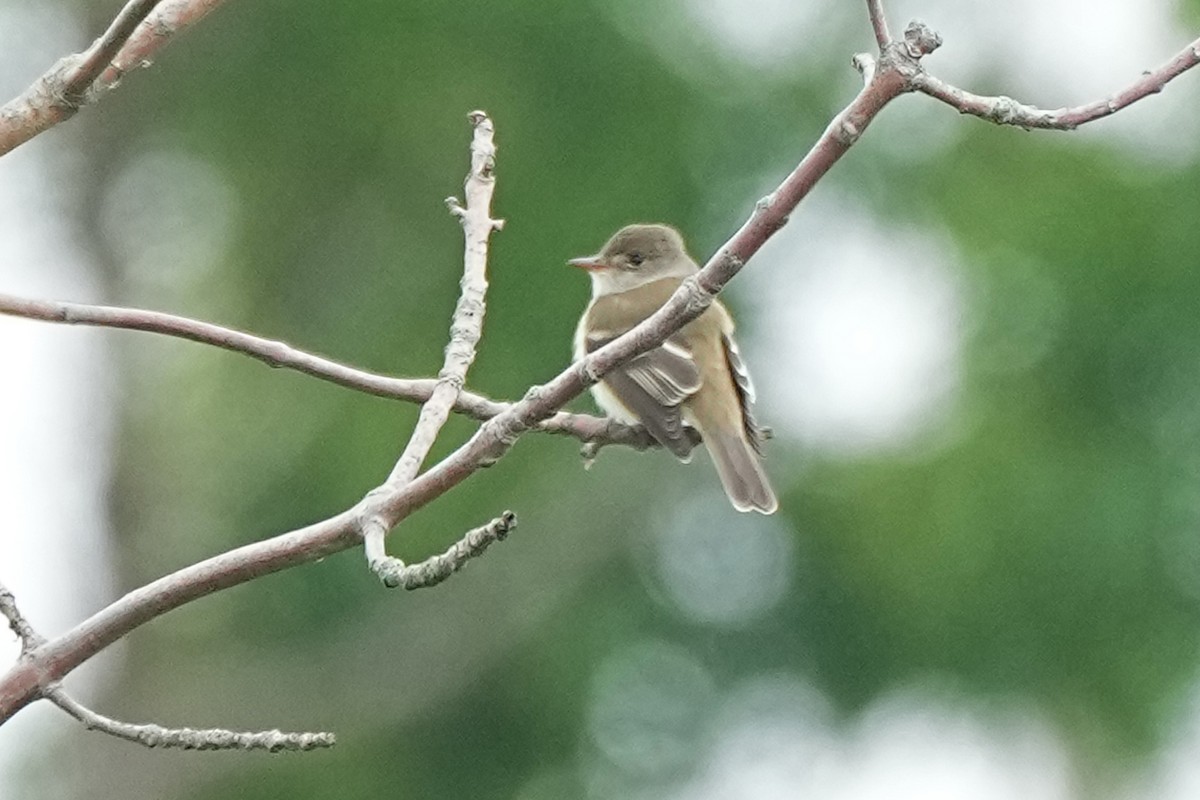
628 252 645 267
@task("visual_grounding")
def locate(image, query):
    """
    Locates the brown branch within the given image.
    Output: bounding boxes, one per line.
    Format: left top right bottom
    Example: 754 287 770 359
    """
0 19 926 727
365 111 505 579
375 512 516 590
866 0 892 47
61 0 165 106
913 35 1200 130
0 291 667 450
0 0 226 157
46 686 334 752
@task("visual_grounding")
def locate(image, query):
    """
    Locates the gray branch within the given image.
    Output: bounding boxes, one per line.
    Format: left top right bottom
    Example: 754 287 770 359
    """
0 292 666 451
913 33 1200 130
46 687 334 752
374 511 516 590
1 581 331 750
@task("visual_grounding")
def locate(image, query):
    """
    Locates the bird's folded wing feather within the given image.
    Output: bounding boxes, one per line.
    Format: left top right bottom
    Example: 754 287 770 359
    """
722 333 768 455
586 334 701 458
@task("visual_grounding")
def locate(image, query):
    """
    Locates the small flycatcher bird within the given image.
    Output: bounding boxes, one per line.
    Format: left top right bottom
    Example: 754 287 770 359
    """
570 224 778 514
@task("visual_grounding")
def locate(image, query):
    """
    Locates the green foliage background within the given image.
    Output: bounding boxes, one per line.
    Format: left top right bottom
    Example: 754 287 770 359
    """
16 0 1200 797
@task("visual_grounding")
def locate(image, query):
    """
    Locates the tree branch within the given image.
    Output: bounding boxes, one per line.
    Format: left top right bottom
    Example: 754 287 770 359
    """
374 512 516 590
61 0 165 107
0 291 670 450
866 0 891 47
365 110 505 580
43 686 333 753
913 35 1200 130
0 0 227 157
1 581 332 750
45 686 334 752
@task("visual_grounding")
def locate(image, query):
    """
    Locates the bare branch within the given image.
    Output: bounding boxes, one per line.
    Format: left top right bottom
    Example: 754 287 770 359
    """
0 0 226 157
0 583 45 654
387 111 501 488
46 686 334 751
1 29 927 723
374 511 516 590
61 0 165 107
365 110 503 579
914 35 1200 130
0 292 504 416
0 291 668 450
866 0 891 47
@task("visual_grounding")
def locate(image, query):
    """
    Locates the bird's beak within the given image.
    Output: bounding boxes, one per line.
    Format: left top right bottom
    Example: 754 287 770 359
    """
568 254 607 271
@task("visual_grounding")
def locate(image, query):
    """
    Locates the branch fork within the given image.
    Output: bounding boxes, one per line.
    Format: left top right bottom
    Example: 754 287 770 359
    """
363 110 509 586
1 582 333 751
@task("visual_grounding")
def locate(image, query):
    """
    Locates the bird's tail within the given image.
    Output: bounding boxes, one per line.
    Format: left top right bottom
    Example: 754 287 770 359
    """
707 431 778 514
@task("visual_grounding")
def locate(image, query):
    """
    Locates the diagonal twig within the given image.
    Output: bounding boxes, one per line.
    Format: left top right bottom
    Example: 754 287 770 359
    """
0 0 227 157
913 35 1200 130
362 111 506 582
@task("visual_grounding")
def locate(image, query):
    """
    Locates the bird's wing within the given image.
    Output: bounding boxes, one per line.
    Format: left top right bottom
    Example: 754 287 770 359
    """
722 333 769 455
586 333 701 459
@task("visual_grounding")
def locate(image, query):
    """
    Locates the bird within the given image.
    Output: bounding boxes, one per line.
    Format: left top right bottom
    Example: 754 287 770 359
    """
570 223 778 514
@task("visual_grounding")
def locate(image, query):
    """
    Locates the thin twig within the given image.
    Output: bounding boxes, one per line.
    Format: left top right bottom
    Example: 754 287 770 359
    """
866 0 891 47
913 35 1200 130
61 0 165 107
0 583 45 654
0 0 226 157
387 112 502 487
0 292 665 450
364 110 504 579
46 687 334 751
374 512 516 590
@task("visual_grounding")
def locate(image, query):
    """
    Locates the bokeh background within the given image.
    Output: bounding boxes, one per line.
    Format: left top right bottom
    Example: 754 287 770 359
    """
3 0 1200 797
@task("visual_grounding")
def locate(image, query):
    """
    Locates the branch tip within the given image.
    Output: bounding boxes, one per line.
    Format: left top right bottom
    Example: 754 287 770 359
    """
374 512 516 591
